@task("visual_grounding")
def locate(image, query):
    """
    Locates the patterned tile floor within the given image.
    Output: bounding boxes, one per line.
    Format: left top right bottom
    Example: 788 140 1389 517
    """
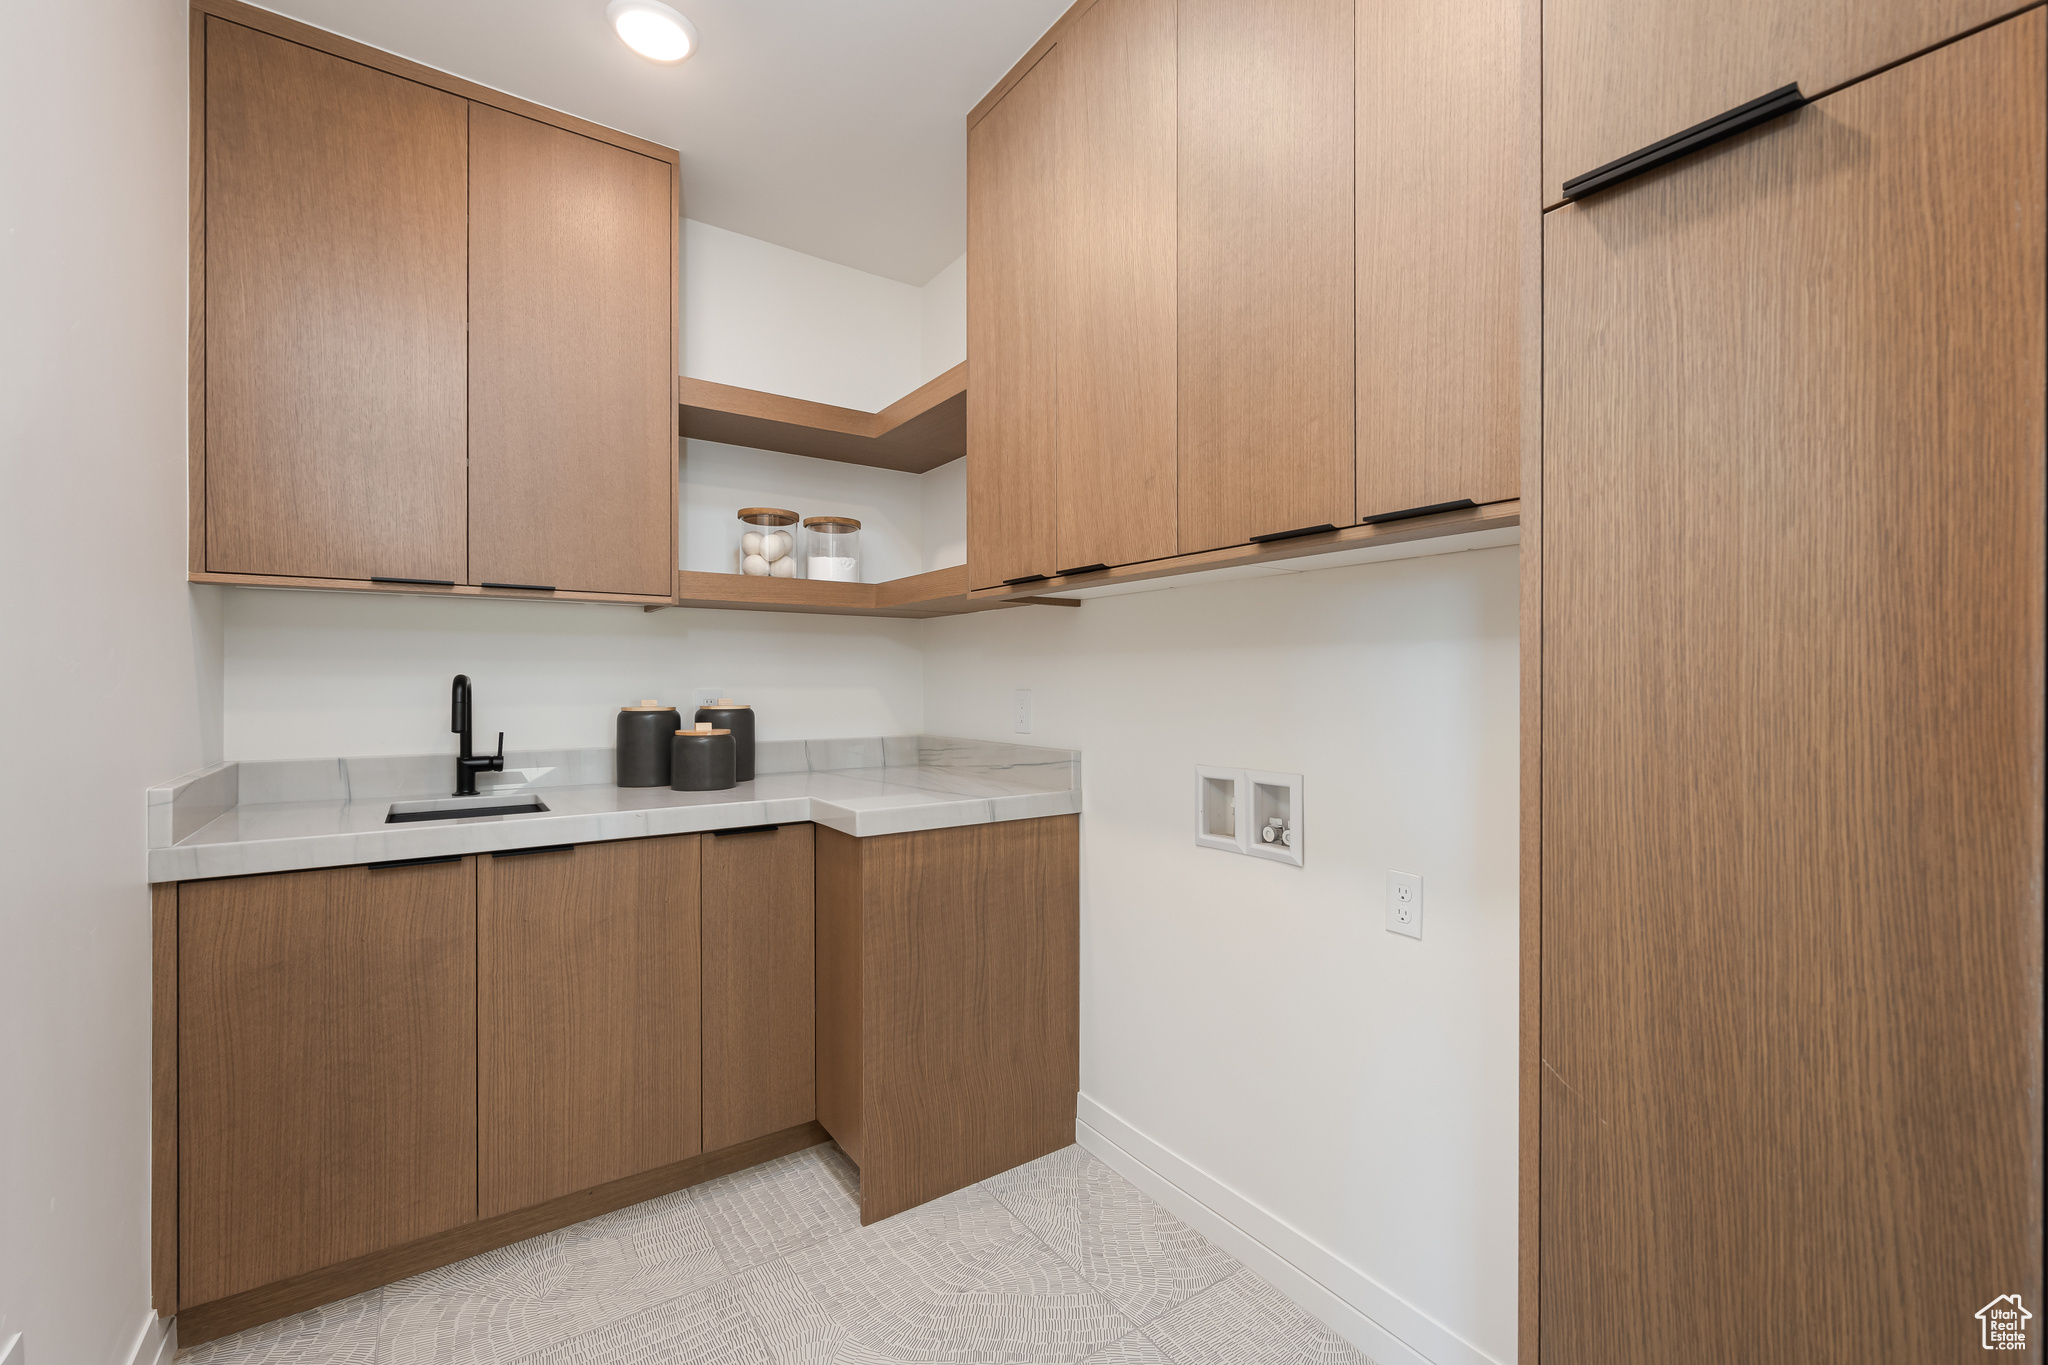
178 1144 1374 1365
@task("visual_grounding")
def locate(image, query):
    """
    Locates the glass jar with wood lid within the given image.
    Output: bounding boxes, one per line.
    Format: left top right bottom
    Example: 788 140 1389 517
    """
802 516 862 583
737 508 799 578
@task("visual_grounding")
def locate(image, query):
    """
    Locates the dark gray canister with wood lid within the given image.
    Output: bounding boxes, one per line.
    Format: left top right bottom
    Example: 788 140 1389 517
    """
616 700 680 787
694 698 755 780
671 724 736 791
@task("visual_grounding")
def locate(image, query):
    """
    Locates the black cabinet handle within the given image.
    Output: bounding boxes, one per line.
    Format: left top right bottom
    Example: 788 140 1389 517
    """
480 582 557 592
1361 498 1477 526
491 844 575 858
367 854 464 871
1563 84 1805 201
713 824 781 837
371 575 456 587
1057 563 1110 577
1003 573 1051 586
1249 523 1337 545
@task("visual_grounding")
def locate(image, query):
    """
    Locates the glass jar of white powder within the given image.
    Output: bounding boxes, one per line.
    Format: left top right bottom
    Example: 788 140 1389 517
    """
802 516 862 583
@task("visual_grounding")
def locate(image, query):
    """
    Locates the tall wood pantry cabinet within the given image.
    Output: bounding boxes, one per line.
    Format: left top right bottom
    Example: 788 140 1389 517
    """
1534 9 2044 1362
192 0 678 605
966 0 1523 591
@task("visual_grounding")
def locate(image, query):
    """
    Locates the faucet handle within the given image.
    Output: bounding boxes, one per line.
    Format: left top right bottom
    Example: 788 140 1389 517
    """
492 732 505 772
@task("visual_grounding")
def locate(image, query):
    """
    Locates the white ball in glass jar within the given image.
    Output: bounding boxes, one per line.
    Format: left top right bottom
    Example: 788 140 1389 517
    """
770 554 796 578
742 553 770 576
741 530 763 557
761 531 790 563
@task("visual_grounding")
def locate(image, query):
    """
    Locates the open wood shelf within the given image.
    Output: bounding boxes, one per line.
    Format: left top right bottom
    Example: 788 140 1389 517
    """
649 564 1078 618
679 363 967 474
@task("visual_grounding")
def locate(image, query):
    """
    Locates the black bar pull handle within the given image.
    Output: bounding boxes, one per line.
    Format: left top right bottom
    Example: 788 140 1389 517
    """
713 824 781 837
1562 84 1805 201
1360 498 1478 526
492 844 576 858
1249 523 1338 545
480 582 557 592
1057 563 1110 577
372 575 457 588
1003 573 1051 586
368 854 465 871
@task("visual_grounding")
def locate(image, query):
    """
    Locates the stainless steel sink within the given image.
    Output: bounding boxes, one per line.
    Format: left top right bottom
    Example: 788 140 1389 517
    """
385 795 551 824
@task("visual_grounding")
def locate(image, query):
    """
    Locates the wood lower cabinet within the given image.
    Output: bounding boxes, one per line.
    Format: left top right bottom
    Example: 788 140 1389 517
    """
702 824 817 1150
478 837 703 1216
468 106 677 598
1175 0 1355 553
967 44 1064 591
176 858 478 1306
1539 14 2044 1361
201 16 469 583
1543 0 2029 203
816 816 1080 1224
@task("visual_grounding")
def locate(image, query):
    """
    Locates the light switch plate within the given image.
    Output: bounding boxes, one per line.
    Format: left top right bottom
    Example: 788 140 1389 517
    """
1387 869 1423 939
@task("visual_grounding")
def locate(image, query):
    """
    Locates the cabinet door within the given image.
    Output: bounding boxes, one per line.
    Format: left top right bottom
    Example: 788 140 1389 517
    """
1054 0 1177 574
1545 0 2028 204
967 47 1063 590
1356 0 1520 519
478 837 701 1216
203 18 468 582
178 858 477 1306
469 105 676 597
1543 15 2043 1362
1177 0 1355 554
702 824 816 1150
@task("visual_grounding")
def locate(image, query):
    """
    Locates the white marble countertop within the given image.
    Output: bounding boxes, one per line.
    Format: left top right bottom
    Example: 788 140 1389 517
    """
148 737 1080 883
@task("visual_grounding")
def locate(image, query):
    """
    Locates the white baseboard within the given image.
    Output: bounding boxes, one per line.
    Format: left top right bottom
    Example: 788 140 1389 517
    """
1075 1094 1508 1365
119 1312 175 1365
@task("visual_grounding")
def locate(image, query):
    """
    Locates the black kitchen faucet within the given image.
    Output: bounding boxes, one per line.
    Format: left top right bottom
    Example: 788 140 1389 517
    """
451 673 505 797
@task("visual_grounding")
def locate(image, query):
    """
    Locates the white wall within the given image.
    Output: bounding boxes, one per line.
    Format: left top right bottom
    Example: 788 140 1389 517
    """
920 253 968 381
220 591 923 760
682 218 921 412
0 0 218 1361
921 547 1521 1365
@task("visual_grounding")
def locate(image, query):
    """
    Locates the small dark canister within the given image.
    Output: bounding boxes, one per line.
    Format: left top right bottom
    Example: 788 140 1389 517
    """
617 701 680 787
671 726 737 792
694 699 755 781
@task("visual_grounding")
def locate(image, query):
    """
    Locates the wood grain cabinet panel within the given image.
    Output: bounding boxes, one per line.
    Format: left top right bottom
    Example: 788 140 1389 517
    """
1176 0 1355 554
1541 15 2044 1361
478 837 703 1217
1543 0 2028 203
1054 0 1177 574
1356 0 1521 519
202 18 468 582
816 816 1079 1225
702 824 817 1151
468 105 676 597
968 47 1064 590
177 858 478 1306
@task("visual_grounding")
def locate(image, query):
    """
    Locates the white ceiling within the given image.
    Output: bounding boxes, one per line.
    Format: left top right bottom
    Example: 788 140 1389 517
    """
250 0 1069 284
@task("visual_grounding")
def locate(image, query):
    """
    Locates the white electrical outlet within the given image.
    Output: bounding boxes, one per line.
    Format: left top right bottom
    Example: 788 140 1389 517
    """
694 688 725 708
1387 869 1423 939
1013 688 1033 734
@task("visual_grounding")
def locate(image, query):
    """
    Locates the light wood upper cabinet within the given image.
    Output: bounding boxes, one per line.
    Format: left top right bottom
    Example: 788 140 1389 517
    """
968 47 1064 591
1542 14 2044 1360
202 18 468 582
177 858 478 1306
468 106 677 597
1544 0 2028 204
1054 0 1177 575
1176 0 1355 554
477 837 703 1217
701 824 817 1151
1356 0 1522 520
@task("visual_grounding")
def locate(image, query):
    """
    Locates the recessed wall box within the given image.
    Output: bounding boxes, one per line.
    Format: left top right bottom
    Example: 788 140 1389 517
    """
1245 770 1304 866
1196 766 1248 853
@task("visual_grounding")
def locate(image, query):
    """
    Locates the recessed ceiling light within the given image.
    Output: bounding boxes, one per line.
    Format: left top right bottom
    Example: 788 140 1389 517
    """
608 0 698 63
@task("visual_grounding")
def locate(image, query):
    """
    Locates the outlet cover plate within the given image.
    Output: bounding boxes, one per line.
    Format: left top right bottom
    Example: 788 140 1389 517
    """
1387 869 1423 939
